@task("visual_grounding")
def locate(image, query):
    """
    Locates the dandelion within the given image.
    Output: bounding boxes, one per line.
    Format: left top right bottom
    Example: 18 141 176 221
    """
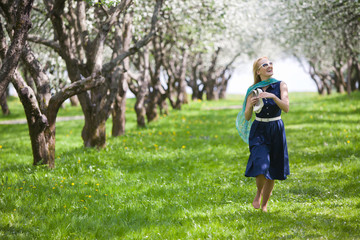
96 189 98 192
78 159 81 163
105 194 108 196
310 115 313 119
96 183 100 186
85 182 88 185
63 177 66 180
182 145 186 149
215 135 218 138
347 140 350 144
0 145 2 149
20 187 23 190
125 147 128 150
53 187 55 189
14 209 16 211
71 183 74 186
88 195 91 198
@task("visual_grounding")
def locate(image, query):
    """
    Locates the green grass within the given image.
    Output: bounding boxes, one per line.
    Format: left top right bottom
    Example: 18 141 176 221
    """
1 92 360 239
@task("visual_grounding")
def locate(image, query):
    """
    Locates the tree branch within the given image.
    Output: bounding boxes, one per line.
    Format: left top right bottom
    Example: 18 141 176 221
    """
27 34 61 53
102 0 163 73
49 72 105 112
0 0 34 97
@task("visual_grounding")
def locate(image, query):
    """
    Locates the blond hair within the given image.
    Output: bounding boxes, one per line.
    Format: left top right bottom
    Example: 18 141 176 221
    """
252 56 268 85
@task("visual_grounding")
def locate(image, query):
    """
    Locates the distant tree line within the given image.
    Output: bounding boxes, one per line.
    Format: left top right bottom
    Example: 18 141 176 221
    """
272 0 360 95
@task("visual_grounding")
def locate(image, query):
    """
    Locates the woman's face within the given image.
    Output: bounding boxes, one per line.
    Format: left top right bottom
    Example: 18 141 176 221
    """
257 58 273 80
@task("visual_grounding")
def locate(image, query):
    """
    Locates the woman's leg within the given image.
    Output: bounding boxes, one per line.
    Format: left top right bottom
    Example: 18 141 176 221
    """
253 174 266 209
261 179 275 212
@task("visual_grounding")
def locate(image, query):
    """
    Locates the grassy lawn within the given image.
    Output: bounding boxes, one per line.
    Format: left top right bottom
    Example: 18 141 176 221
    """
0 92 359 239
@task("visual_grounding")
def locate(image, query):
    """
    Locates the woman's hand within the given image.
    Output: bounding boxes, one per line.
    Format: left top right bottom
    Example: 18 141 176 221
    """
258 82 289 113
245 95 258 121
258 92 275 99
249 96 259 106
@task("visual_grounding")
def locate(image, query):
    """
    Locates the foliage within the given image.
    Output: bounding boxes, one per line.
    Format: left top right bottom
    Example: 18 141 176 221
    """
1 92 360 239
271 0 360 68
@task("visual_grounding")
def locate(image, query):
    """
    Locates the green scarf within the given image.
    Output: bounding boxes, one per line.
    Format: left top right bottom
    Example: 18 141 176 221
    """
236 78 279 143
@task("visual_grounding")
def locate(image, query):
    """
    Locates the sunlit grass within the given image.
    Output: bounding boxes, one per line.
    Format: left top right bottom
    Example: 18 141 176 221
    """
1 92 360 239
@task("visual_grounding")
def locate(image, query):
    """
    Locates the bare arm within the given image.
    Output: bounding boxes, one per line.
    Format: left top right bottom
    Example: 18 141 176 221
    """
244 93 259 121
258 81 289 113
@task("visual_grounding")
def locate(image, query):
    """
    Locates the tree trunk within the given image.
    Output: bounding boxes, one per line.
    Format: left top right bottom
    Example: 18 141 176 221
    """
219 88 227 99
146 86 160 122
354 62 360 90
346 58 353 96
159 94 169 115
174 50 188 109
0 90 10 115
323 76 332 95
146 35 166 122
134 48 150 127
82 116 107 148
78 83 110 148
112 13 132 136
112 66 127 137
0 0 34 98
11 72 52 166
70 95 79 106
112 90 127 136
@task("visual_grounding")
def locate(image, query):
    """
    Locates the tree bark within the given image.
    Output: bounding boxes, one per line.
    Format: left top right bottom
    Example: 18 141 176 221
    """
0 89 10 115
165 48 188 110
146 35 167 122
346 58 353 96
69 95 79 106
0 0 34 97
112 13 132 136
134 47 150 127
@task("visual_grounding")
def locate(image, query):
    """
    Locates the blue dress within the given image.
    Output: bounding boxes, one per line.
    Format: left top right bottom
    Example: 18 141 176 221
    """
245 81 290 180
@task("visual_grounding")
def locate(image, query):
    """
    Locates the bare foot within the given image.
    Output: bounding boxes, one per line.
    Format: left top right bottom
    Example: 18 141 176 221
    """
261 206 268 212
252 195 261 209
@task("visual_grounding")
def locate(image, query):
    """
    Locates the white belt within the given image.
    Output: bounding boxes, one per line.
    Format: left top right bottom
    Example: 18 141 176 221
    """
255 116 281 122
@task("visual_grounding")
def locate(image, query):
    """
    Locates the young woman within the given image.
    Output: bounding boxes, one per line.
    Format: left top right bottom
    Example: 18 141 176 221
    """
236 56 290 212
